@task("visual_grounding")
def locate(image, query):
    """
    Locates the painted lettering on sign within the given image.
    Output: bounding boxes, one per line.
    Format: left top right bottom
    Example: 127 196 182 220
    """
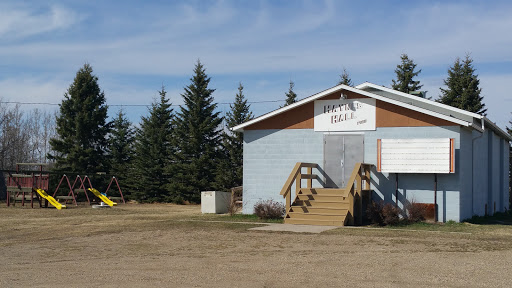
331 112 355 123
314 98 376 131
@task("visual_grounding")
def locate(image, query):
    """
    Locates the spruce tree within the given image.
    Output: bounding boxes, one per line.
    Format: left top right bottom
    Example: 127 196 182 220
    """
438 55 486 115
391 54 423 94
170 60 222 203
131 87 174 202
49 63 110 173
338 68 353 86
108 109 135 189
284 81 297 106
215 83 253 190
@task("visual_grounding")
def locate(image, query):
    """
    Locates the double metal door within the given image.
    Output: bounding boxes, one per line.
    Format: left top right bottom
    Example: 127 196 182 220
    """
323 135 364 188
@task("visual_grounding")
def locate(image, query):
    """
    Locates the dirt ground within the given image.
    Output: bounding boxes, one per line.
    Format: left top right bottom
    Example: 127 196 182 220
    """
1 204 512 288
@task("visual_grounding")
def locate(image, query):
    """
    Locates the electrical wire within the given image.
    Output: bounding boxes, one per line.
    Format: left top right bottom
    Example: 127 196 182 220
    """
0 99 284 107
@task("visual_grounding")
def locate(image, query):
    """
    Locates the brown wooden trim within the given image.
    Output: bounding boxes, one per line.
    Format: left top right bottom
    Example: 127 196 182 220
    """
376 100 457 127
245 102 314 130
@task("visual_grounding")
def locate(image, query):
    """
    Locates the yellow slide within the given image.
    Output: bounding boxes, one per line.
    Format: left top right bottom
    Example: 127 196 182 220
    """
88 188 117 207
35 189 66 210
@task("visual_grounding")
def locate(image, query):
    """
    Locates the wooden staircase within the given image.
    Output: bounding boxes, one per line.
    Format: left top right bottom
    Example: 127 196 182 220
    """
280 163 372 226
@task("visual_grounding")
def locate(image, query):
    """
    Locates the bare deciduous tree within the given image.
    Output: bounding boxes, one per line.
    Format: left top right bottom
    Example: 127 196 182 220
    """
0 100 57 170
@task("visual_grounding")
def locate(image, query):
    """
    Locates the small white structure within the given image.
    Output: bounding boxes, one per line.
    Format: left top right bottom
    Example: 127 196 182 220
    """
201 191 231 214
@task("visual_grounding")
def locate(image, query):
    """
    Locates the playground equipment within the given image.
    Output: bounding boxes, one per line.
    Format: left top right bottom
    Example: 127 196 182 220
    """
3 163 125 208
5 163 49 208
52 175 125 206
35 189 66 210
88 188 117 207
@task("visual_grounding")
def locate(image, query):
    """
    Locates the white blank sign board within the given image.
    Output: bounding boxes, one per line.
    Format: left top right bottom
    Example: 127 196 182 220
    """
377 138 455 173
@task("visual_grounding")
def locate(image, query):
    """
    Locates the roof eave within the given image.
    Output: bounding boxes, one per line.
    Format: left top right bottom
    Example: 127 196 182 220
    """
355 82 484 120
484 117 512 141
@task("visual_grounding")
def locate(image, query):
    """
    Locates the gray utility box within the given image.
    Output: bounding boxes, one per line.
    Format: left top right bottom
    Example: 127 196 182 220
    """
201 191 231 214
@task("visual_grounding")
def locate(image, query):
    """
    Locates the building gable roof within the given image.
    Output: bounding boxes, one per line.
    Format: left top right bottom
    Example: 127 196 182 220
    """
232 82 512 141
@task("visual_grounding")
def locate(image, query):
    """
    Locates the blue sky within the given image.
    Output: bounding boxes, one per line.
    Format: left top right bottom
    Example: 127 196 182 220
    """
1 0 511 129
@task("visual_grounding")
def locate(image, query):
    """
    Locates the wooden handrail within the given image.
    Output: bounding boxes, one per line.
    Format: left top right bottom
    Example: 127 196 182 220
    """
345 163 373 225
345 163 373 194
280 162 318 196
280 162 319 212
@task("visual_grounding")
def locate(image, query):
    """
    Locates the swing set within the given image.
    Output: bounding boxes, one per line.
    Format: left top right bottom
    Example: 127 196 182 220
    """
52 174 125 206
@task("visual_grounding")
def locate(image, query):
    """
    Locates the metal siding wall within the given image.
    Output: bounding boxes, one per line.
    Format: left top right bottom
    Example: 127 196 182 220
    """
487 132 493 214
364 126 462 222
241 125 502 222
500 139 505 212
504 143 510 211
242 129 324 214
472 130 489 216
458 128 473 220
492 132 501 214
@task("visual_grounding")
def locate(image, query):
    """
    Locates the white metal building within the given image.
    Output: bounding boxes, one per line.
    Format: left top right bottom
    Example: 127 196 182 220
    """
233 83 511 222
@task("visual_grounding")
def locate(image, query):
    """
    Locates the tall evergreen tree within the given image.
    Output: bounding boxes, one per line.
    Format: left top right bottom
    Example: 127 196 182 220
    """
391 54 423 94
284 81 297 106
170 60 222 203
49 64 110 173
215 83 253 190
108 109 135 188
438 55 486 115
131 87 174 202
338 68 353 86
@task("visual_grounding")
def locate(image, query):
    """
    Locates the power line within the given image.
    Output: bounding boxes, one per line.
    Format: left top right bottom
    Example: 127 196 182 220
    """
0 99 284 107
0 101 59 106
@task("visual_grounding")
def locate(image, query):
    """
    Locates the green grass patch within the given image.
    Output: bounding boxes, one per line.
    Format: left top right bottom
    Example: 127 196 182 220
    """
191 213 284 223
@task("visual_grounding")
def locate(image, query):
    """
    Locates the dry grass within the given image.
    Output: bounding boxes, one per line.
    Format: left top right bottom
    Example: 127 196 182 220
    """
1 203 512 287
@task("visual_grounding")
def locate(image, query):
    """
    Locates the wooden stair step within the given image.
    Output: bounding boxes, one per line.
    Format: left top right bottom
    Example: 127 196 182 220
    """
294 199 349 206
294 200 350 209
289 206 348 214
296 194 347 201
299 188 347 196
284 218 345 226
286 211 346 221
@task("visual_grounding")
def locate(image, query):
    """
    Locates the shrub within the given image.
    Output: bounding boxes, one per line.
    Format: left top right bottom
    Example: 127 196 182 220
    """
382 203 400 225
405 200 427 223
366 201 385 226
254 200 285 220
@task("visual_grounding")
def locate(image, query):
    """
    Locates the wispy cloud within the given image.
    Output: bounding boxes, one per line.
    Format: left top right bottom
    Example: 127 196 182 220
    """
0 3 84 40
